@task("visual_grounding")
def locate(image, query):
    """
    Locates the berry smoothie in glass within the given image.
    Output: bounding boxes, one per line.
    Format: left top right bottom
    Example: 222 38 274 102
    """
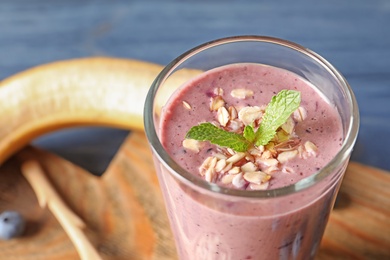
144 36 359 260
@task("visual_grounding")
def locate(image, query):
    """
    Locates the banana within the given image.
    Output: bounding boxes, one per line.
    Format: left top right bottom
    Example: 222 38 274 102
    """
0 57 201 165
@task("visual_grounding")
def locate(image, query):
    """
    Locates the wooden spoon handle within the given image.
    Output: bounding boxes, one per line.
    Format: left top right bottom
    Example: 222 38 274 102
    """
21 160 102 260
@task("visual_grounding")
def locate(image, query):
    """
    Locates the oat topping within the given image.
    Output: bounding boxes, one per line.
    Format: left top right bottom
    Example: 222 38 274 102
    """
217 107 230 127
210 95 225 111
182 100 192 110
277 150 299 163
231 88 254 99
183 87 318 190
293 106 308 122
182 139 203 153
238 106 264 126
304 141 318 157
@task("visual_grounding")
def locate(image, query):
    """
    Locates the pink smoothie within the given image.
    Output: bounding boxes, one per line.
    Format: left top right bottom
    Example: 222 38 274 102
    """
156 63 345 259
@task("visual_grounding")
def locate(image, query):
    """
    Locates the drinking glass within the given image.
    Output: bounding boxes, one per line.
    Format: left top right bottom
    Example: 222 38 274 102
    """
144 35 359 260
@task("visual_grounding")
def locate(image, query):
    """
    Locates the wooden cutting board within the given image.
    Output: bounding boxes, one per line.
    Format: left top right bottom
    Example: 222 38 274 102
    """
0 131 389 260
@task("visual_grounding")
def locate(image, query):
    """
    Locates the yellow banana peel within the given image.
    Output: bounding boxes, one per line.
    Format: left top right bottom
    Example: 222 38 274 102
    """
0 57 200 165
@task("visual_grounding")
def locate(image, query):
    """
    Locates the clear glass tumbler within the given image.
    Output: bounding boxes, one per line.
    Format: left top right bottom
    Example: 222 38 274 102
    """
144 36 359 260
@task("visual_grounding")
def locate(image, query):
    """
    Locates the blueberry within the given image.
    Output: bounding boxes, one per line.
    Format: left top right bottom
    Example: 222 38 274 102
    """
0 211 25 240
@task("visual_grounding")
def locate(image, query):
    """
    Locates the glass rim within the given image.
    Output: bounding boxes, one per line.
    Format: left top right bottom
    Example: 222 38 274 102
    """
144 35 360 199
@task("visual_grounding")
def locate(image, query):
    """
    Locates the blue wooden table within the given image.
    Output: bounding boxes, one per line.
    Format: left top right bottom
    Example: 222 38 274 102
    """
1 0 389 174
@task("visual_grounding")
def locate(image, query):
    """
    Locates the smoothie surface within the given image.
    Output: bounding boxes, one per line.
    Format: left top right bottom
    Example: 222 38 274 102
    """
160 63 343 190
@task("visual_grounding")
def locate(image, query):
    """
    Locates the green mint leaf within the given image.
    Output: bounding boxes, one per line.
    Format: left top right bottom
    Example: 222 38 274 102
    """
243 125 255 143
255 90 301 146
186 122 250 152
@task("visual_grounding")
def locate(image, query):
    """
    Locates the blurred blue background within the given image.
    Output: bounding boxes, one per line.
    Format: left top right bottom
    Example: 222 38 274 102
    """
1 0 389 174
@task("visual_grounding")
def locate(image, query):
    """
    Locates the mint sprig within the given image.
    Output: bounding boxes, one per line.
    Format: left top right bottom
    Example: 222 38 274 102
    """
243 125 256 143
185 90 301 152
186 122 250 152
255 90 301 145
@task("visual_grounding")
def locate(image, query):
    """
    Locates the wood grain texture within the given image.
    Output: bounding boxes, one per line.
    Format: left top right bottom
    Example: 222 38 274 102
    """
319 163 390 260
0 132 175 260
0 132 389 259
